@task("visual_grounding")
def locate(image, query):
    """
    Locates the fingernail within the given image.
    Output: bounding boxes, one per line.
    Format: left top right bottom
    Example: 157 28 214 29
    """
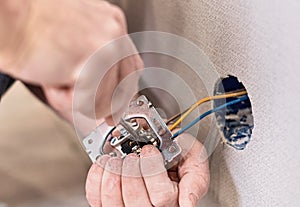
144 145 155 153
106 157 122 175
189 193 198 206
123 154 141 177
127 153 139 158
95 155 110 168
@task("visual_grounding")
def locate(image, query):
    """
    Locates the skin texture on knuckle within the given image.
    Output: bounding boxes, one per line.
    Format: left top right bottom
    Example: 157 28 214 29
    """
139 145 179 207
150 190 178 207
146 177 179 207
100 4 126 38
109 4 127 33
95 155 111 168
196 159 210 196
109 19 124 38
101 157 124 206
85 164 102 207
182 171 209 199
105 157 123 176
199 173 210 197
110 4 126 22
178 146 210 185
122 153 140 177
85 155 111 207
140 145 166 177
171 132 210 206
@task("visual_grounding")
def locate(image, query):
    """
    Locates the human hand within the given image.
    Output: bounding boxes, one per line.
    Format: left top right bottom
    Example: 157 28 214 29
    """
85 133 210 207
0 0 143 129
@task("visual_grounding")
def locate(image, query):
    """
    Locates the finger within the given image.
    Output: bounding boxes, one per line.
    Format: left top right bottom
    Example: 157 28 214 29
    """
110 4 128 34
120 54 144 77
140 145 179 207
122 153 152 207
101 157 125 207
117 35 144 84
176 134 210 207
95 63 120 119
85 155 110 207
106 57 143 125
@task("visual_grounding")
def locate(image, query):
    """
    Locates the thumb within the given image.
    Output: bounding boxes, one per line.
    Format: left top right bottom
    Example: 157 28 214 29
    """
176 134 210 207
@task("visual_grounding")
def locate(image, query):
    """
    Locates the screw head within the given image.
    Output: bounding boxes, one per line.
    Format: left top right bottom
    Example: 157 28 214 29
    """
137 100 144 106
168 145 176 153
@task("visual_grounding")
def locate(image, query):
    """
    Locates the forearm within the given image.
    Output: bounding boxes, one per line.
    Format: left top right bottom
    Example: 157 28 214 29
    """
0 0 31 72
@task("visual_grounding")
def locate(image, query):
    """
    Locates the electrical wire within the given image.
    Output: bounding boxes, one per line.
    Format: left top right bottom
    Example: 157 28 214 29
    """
165 108 189 125
168 90 247 131
171 95 249 139
168 90 247 129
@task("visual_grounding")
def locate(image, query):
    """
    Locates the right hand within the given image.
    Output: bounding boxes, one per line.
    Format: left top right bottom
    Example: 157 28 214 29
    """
0 0 143 130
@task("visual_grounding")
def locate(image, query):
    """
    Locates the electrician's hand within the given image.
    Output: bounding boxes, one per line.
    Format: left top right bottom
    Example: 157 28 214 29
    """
85 133 210 207
0 0 143 130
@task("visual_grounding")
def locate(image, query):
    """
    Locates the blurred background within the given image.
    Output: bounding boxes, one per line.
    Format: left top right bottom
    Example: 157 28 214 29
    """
0 82 90 207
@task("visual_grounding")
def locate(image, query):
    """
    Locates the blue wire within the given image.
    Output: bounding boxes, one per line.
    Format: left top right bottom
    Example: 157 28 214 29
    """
171 95 249 139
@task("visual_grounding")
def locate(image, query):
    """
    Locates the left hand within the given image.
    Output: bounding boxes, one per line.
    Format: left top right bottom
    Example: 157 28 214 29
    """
85 133 210 207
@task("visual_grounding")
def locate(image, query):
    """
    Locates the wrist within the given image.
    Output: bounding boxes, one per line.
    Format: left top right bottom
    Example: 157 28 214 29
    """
0 0 32 74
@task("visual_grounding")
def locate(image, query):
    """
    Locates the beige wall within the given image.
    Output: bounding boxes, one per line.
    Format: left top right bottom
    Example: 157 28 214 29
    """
0 83 90 207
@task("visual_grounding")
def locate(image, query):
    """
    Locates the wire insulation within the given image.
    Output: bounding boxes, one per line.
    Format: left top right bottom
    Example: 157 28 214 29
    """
168 91 247 131
171 95 249 139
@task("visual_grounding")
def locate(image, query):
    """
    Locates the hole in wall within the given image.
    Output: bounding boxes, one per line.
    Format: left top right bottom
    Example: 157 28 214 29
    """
214 75 254 150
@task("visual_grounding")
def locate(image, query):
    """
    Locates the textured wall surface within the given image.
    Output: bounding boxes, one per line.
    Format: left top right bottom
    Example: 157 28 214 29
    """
110 0 300 206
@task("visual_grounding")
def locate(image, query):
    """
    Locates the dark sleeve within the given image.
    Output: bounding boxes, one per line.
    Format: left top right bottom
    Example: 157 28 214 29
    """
0 72 48 104
0 73 15 100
